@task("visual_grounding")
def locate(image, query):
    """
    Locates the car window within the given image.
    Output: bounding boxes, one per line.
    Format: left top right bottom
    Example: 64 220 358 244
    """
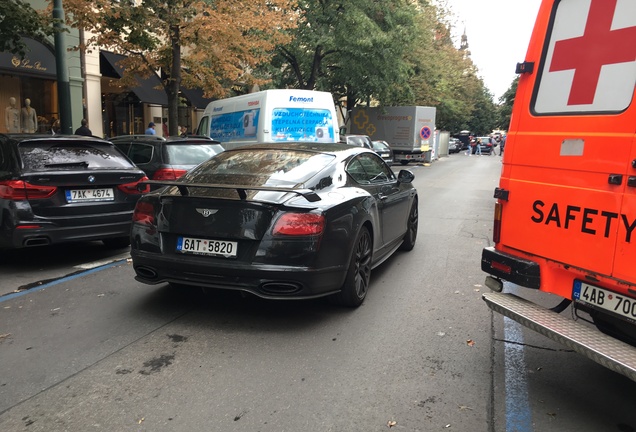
185 149 334 186
347 158 370 184
113 143 131 156
18 141 135 171
0 140 12 176
164 144 223 165
372 141 389 151
129 143 154 164
347 153 395 184
347 136 372 148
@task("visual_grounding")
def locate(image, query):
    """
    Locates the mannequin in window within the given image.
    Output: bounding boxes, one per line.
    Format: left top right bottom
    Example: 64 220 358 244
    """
21 98 37 133
5 97 20 133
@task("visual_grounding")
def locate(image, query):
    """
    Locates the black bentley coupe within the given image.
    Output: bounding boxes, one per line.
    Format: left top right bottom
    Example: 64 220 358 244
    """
130 143 418 307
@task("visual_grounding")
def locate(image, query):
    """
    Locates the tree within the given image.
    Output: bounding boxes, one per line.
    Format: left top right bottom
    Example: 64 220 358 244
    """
64 0 296 135
266 0 418 116
496 76 518 131
0 0 55 57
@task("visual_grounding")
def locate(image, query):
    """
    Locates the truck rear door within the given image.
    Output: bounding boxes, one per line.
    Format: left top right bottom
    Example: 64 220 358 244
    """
499 0 636 280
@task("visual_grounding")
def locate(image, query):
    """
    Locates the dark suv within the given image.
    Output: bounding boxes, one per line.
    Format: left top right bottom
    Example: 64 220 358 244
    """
0 134 149 250
109 135 224 180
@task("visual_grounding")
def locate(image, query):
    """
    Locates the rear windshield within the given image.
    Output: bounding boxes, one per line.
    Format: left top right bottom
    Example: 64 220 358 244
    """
18 141 134 171
164 144 223 165
372 141 389 151
184 149 334 186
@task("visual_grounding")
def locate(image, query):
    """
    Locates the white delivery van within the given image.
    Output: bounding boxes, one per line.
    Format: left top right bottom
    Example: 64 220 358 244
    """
196 89 340 149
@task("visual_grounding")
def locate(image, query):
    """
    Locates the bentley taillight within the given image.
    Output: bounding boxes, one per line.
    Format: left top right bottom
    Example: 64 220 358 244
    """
272 213 325 236
133 201 156 225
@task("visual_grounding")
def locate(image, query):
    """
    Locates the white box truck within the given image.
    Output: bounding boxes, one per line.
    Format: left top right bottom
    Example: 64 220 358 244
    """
349 106 436 165
196 89 339 149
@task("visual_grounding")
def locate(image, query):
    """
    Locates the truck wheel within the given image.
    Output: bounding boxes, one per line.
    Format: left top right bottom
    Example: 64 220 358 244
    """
400 160 409 165
399 198 418 251
329 227 372 307
591 310 636 347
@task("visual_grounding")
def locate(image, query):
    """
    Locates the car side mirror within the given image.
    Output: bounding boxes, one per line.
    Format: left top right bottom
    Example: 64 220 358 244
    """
397 170 414 183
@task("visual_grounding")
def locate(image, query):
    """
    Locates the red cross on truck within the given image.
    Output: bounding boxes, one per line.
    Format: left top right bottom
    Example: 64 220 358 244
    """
480 0 636 382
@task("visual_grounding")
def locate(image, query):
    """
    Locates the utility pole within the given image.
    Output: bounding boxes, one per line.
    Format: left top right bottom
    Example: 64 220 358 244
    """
53 0 73 134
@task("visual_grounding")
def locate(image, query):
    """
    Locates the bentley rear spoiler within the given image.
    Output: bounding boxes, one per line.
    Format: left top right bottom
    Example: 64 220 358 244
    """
138 180 321 202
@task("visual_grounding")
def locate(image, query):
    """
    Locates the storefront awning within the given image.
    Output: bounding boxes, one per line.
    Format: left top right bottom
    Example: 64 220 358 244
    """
0 37 56 78
180 87 215 109
100 51 168 106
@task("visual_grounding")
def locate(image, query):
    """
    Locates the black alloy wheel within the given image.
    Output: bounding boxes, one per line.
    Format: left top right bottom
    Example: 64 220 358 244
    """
399 197 418 251
330 226 373 307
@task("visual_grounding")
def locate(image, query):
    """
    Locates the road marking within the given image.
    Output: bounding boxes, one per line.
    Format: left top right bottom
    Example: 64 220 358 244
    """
73 252 131 270
0 259 128 303
504 315 533 431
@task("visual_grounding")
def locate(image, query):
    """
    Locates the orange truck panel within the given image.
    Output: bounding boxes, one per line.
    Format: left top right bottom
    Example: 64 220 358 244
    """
482 0 636 369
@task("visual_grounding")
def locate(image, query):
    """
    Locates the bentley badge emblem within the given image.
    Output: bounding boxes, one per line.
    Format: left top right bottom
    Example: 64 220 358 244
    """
196 208 218 217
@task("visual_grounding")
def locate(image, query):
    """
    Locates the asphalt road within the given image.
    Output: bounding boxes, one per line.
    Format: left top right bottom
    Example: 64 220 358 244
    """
1 153 635 432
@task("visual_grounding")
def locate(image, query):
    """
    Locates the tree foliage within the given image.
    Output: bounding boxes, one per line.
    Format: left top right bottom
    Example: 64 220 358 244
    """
0 0 55 57
496 77 518 131
264 0 418 114
63 0 296 135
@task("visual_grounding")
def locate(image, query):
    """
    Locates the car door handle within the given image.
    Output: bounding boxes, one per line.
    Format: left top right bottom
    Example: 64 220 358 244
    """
608 174 623 185
378 193 388 200
628 177 636 188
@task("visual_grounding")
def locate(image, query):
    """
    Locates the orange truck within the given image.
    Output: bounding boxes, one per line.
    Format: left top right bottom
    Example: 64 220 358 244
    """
481 0 636 381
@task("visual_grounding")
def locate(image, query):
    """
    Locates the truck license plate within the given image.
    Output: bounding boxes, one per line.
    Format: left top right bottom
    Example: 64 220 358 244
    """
573 280 636 321
176 236 237 258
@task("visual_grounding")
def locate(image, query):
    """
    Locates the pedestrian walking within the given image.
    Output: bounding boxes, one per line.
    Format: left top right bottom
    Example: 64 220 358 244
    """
475 138 482 156
74 119 92 136
145 122 156 135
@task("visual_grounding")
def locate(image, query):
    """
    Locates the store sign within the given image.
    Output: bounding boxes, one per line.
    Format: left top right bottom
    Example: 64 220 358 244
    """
0 37 56 78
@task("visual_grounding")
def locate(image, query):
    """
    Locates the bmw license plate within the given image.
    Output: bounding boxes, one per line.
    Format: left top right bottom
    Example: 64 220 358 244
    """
65 188 114 203
573 280 636 322
176 236 238 258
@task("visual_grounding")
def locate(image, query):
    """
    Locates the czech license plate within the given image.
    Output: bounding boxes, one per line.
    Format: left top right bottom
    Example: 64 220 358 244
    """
176 236 238 258
573 280 636 321
65 188 114 203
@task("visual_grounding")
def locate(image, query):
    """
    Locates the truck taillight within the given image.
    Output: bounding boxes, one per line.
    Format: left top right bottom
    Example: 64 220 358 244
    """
493 202 502 243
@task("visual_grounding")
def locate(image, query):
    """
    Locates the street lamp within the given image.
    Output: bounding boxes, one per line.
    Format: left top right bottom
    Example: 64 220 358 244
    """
53 0 73 134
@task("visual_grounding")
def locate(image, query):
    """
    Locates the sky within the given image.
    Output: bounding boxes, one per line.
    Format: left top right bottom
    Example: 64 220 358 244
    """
442 0 543 101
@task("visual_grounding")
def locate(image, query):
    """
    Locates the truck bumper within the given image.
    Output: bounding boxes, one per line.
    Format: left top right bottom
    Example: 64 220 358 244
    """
481 246 541 289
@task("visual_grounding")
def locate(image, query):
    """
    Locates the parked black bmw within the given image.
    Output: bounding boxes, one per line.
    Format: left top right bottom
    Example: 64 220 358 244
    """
131 143 418 307
0 134 149 250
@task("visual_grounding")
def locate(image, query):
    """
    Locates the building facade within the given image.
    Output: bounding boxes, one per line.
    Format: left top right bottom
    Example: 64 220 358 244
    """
1 1 212 138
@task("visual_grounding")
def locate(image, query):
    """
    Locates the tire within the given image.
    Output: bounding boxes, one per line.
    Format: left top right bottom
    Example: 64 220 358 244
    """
329 226 373 307
400 160 409 165
102 236 131 249
399 198 418 251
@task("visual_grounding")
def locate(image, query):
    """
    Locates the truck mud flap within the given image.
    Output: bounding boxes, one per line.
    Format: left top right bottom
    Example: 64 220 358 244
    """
483 292 636 382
